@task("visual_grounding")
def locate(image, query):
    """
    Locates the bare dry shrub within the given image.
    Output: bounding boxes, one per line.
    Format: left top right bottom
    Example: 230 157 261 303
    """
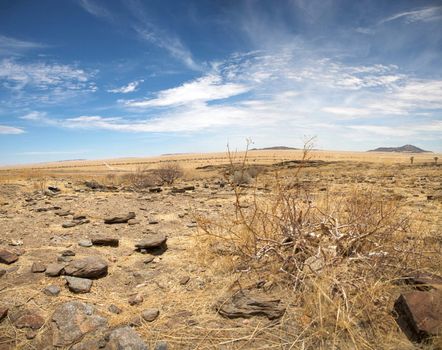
195 143 440 349
154 162 184 185
121 167 157 189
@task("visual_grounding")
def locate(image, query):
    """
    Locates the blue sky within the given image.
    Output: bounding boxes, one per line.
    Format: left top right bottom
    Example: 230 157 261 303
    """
0 0 441 164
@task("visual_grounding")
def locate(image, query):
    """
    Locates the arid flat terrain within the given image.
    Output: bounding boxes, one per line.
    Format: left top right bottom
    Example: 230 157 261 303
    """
0 150 441 349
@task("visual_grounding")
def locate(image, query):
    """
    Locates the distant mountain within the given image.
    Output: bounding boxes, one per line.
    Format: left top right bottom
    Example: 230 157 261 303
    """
250 146 299 151
368 144 430 153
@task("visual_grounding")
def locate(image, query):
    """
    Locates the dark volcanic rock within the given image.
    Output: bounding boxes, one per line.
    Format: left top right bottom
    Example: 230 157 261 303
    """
105 326 148 350
52 301 108 347
64 256 108 279
65 276 93 293
104 212 135 224
0 249 18 264
216 291 286 320
394 290 442 343
91 236 119 247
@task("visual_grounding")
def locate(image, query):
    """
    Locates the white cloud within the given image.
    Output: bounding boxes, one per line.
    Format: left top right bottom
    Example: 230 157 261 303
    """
321 107 370 118
19 111 47 120
0 125 25 134
380 6 442 24
0 35 47 55
125 74 249 108
78 0 113 20
108 80 143 94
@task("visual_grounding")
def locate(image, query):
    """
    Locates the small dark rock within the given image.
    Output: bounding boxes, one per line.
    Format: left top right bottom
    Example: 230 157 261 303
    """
0 249 19 264
44 285 61 296
104 212 136 224
108 304 122 314
91 236 119 247
0 307 8 322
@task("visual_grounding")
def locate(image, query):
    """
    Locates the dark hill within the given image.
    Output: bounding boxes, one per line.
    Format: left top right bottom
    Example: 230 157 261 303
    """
368 144 430 153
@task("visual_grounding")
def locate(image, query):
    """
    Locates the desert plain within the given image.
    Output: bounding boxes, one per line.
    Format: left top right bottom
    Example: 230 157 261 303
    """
0 149 441 349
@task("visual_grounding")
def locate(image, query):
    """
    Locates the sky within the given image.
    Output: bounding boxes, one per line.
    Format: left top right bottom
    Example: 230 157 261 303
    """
0 0 441 165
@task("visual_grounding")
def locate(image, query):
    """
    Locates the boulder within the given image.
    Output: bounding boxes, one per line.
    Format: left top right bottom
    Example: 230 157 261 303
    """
64 256 108 279
65 276 93 293
52 301 108 347
104 212 135 224
216 291 286 320
91 236 119 247
394 290 442 342
0 249 18 264
105 326 148 350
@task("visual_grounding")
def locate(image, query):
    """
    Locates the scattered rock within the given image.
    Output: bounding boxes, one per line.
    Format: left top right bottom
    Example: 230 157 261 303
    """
91 236 119 247
45 263 65 277
0 249 18 264
55 209 71 216
149 187 162 193
12 309 45 330
61 249 76 256
179 275 190 285
52 301 108 347
135 233 167 251
0 268 6 277
108 304 122 314
84 181 105 190
48 186 61 193
128 219 140 225
31 262 46 273
141 308 159 322
44 285 61 296
65 276 93 293
64 256 108 279
394 290 442 343
0 307 8 322
62 221 77 228
216 291 286 320
128 294 144 306
78 239 93 247
104 212 136 224
148 219 159 224
105 326 148 350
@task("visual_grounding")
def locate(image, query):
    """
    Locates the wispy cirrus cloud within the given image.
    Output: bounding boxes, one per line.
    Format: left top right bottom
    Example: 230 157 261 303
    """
0 35 47 56
0 125 25 134
379 6 442 24
108 80 143 94
78 0 114 21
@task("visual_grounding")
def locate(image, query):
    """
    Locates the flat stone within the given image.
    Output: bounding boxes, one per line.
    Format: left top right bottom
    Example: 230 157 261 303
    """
55 210 71 216
91 236 119 247
394 290 442 342
104 212 136 224
44 285 61 296
12 309 45 330
52 301 108 347
128 219 140 225
31 262 46 273
105 326 148 350
65 276 93 293
135 233 167 249
62 221 77 228
0 307 8 322
216 291 286 320
0 249 18 264
64 256 108 279
141 308 159 322
45 263 65 277
78 239 93 247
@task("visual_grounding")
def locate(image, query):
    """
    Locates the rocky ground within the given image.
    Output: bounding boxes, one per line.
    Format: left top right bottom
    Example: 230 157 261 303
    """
0 159 441 349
